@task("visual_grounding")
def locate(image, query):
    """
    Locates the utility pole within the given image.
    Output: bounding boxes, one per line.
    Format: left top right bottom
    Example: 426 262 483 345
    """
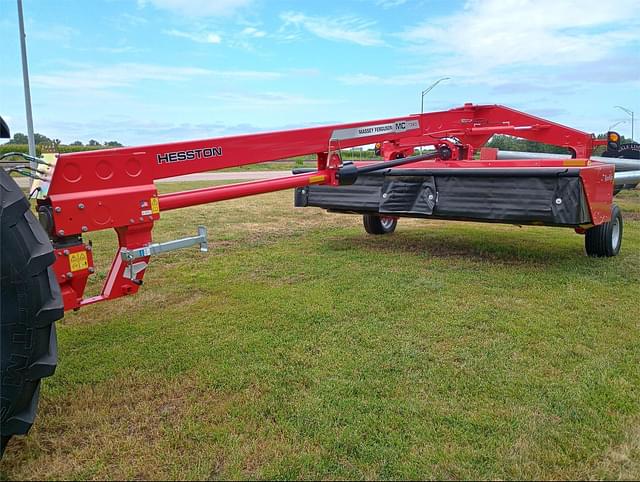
614 105 634 142
421 77 450 114
17 0 36 166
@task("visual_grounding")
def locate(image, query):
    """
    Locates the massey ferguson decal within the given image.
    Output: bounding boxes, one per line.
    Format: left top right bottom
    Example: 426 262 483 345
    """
157 146 223 164
330 119 420 141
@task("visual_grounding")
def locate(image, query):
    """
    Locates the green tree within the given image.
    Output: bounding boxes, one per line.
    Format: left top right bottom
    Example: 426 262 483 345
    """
7 132 58 145
87 139 101 146
487 133 636 156
487 135 569 154
70 141 83 146
103 140 123 147
7 132 28 144
33 133 53 145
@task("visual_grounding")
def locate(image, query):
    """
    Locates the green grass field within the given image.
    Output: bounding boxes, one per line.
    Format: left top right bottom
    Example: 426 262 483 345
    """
1 185 639 480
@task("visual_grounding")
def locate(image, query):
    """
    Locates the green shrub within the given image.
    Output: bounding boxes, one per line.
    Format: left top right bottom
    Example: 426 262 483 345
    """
0 144 42 157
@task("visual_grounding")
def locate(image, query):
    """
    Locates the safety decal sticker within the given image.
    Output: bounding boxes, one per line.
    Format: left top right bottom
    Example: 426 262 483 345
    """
69 251 89 272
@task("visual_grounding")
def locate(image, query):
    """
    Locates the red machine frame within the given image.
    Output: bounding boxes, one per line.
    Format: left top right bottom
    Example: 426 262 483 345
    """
38 104 613 311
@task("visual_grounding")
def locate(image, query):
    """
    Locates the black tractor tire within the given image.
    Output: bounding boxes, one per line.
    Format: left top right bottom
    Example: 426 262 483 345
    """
363 214 397 235
1 170 63 457
585 204 623 257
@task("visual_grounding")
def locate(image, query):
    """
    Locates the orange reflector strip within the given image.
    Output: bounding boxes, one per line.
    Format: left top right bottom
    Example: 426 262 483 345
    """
309 175 326 184
563 160 588 167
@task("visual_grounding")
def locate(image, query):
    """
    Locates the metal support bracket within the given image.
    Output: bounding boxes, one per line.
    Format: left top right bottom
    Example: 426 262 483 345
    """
121 225 208 263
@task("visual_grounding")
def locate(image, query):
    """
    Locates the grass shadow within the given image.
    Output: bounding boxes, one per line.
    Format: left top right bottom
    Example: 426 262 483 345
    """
324 224 595 269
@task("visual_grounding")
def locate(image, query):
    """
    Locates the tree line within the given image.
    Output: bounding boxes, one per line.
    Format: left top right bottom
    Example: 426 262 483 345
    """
5 132 122 148
3 131 634 157
488 133 634 156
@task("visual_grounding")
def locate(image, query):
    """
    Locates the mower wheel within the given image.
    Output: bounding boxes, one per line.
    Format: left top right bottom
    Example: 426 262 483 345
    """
585 204 623 257
1 169 63 457
363 214 397 235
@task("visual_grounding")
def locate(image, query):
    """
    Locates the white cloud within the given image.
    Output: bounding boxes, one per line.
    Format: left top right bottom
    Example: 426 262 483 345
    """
280 12 385 47
376 0 408 7
119 13 148 26
76 45 142 54
336 0 640 91
137 0 252 17
214 70 282 80
29 117 263 145
33 64 210 90
338 72 431 86
401 0 640 68
241 27 266 38
31 63 281 91
164 26 268 49
31 117 335 146
30 24 77 47
209 91 334 107
165 29 222 44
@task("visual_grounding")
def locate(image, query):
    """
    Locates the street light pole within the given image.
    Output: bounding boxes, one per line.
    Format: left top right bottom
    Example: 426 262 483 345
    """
608 120 627 131
17 0 36 165
421 77 450 114
614 105 634 141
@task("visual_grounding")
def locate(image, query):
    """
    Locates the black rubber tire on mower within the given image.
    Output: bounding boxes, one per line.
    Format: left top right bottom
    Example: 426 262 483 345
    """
363 214 397 235
1 169 63 457
585 204 623 257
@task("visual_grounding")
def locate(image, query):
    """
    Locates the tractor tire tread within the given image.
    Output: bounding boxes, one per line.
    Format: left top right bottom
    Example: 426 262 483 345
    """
1 169 63 458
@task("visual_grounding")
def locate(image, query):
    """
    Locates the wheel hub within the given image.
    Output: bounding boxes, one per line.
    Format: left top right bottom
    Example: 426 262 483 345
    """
380 216 395 230
611 216 620 248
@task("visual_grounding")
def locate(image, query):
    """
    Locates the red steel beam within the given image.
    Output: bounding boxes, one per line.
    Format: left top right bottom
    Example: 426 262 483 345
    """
159 171 329 211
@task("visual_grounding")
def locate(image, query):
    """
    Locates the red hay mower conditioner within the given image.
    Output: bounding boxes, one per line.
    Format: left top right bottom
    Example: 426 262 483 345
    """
1 104 639 455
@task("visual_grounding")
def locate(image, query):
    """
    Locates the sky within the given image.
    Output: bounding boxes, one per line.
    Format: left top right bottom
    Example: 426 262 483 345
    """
0 0 639 146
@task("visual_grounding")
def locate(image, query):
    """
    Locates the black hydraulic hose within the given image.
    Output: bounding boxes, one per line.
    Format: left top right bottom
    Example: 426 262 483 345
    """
336 149 446 185
0 151 53 167
291 152 440 177
355 150 440 174
293 147 451 184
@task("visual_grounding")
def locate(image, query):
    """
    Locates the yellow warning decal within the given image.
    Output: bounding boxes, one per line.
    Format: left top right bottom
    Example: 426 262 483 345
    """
309 175 326 184
69 251 88 272
150 196 160 214
563 160 587 167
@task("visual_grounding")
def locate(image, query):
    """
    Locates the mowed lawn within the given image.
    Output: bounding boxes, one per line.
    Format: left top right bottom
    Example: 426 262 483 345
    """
2 184 639 480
